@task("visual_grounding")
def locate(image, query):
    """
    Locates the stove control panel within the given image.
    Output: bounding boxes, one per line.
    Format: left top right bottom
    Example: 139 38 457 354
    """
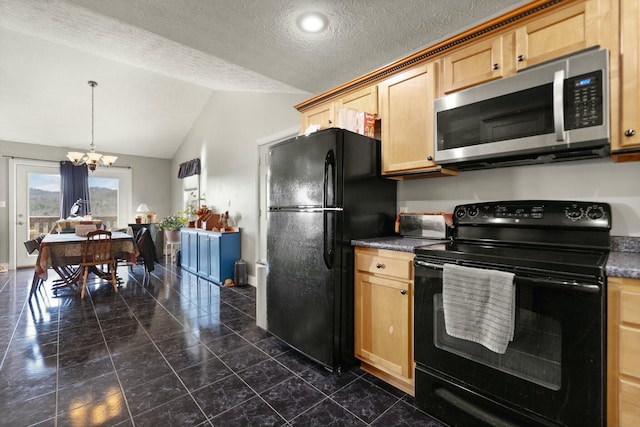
453 200 611 229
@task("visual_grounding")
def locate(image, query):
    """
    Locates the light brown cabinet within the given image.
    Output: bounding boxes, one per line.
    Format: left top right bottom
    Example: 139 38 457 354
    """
514 2 593 71
378 61 456 178
442 1 598 95
614 0 640 156
299 85 378 134
334 85 378 116
442 35 514 94
608 276 640 427
354 247 415 395
299 101 335 133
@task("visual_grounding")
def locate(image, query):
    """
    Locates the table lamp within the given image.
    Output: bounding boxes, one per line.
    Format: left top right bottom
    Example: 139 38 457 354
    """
136 203 150 224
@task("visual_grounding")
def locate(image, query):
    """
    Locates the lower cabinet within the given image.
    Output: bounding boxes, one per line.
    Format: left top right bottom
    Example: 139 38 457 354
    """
180 229 240 285
354 247 415 395
608 276 640 427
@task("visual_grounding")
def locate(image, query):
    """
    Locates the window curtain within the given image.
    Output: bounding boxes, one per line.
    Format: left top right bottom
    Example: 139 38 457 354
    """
178 158 201 178
60 161 91 218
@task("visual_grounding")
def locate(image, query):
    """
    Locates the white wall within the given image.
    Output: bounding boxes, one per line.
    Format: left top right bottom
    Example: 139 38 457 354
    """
0 139 172 265
398 157 640 236
171 90 307 281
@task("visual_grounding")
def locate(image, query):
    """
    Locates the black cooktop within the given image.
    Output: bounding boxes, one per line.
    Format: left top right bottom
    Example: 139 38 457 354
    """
414 200 612 280
415 241 609 280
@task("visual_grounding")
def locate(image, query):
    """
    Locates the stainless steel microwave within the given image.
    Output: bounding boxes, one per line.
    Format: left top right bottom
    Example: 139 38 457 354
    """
434 48 610 169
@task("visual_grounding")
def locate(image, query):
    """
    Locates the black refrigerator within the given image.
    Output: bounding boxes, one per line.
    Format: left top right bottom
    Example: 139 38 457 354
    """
266 128 397 371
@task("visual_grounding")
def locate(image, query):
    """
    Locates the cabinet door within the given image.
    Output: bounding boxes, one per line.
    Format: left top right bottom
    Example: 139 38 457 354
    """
515 2 589 70
355 272 412 378
335 85 378 115
208 234 221 283
198 234 211 278
618 0 640 150
180 231 189 270
300 102 335 134
442 35 513 94
378 62 437 174
187 232 198 273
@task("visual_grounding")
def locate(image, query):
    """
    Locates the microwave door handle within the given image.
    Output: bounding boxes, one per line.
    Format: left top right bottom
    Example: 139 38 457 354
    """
553 69 566 142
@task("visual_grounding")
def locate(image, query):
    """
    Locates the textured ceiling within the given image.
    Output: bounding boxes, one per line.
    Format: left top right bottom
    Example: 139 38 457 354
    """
0 0 527 159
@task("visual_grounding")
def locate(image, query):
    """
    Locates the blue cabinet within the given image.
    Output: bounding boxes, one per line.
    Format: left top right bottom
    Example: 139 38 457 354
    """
180 230 198 274
180 229 240 285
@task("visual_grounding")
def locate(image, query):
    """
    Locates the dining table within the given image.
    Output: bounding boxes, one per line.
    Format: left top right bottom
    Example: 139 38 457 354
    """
34 231 138 293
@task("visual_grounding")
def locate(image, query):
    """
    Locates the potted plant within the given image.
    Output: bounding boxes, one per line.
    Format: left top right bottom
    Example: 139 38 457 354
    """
159 214 187 231
159 214 187 247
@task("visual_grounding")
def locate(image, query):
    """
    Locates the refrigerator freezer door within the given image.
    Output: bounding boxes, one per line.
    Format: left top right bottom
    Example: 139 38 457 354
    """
268 131 339 208
267 210 337 368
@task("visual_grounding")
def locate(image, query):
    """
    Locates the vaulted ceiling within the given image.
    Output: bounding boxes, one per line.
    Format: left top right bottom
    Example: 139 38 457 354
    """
0 0 526 159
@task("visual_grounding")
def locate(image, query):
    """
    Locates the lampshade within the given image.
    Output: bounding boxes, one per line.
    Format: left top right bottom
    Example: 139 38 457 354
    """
136 203 150 213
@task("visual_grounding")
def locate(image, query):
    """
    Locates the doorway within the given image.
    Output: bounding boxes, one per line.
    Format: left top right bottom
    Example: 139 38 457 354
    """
9 158 133 269
11 160 59 268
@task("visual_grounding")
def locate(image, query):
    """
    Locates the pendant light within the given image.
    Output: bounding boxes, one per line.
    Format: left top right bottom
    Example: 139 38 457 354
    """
66 80 117 171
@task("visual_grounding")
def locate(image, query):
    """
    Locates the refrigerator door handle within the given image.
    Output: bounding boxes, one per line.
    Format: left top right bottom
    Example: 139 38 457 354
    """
323 210 335 269
323 149 336 208
323 149 336 269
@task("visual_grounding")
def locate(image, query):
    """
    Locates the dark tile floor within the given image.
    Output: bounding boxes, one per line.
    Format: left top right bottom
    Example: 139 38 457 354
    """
0 262 444 427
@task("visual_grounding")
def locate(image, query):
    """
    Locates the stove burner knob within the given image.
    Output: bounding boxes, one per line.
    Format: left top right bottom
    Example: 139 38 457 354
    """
467 207 479 217
565 207 583 221
455 208 467 219
586 206 605 220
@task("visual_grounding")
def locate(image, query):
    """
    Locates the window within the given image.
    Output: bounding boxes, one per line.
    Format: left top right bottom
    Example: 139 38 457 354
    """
88 168 132 229
88 176 119 230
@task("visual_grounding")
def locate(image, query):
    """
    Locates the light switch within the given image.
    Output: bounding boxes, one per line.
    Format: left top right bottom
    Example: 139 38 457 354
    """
0 201 5 208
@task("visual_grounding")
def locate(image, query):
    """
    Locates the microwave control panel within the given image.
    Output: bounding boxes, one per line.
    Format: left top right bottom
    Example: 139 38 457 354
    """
564 70 603 130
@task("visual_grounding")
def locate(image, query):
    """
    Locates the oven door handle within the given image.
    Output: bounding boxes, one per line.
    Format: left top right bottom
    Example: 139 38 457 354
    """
414 260 601 294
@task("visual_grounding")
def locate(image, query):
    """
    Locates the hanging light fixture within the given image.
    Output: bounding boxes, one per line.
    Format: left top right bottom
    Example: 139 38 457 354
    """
66 80 117 171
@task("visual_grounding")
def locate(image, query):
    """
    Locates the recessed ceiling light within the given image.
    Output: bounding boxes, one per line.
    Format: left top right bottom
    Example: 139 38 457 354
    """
297 12 328 33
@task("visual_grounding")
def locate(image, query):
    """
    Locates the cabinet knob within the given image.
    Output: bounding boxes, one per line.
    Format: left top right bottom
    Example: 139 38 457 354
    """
375 263 383 269
493 63 499 70
427 155 433 161
400 289 407 295
328 119 333 124
517 54 525 62
625 129 636 137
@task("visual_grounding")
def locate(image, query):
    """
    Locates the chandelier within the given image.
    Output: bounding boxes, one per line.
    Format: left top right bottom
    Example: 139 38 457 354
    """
66 80 117 171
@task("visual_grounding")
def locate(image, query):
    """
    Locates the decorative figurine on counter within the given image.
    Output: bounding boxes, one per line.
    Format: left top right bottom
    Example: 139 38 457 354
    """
219 211 229 230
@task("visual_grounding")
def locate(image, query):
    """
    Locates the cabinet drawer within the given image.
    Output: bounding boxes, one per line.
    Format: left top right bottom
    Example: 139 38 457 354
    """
621 289 640 326
620 325 640 378
356 253 412 279
620 379 640 426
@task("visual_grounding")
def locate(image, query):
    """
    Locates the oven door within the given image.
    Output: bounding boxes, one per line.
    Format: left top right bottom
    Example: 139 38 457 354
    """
414 258 605 427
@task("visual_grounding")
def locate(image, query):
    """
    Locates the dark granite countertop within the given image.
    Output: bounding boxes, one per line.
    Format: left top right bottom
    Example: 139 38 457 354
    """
351 236 444 253
352 236 640 280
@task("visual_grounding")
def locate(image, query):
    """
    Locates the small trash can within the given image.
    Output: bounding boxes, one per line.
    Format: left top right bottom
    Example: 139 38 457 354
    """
234 259 247 287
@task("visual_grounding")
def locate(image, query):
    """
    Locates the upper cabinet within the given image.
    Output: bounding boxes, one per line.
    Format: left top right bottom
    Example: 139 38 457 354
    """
335 85 378 115
378 62 457 178
300 101 335 133
299 85 378 134
441 35 514 95
295 0 640 176
514 2 592 70
614 0 640 157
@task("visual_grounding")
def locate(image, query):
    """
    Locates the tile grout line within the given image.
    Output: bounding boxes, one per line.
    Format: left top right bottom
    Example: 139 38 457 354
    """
85 285 137 426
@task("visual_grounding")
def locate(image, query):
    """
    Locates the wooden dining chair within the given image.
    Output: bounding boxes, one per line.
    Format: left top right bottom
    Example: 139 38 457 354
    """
24 235 45 298
80 230 118 299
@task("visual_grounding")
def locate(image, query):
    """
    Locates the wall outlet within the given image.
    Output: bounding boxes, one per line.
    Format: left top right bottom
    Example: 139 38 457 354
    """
400 206 408 213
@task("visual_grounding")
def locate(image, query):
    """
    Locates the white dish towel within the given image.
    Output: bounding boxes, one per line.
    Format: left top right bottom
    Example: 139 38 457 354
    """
442 263 515 354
